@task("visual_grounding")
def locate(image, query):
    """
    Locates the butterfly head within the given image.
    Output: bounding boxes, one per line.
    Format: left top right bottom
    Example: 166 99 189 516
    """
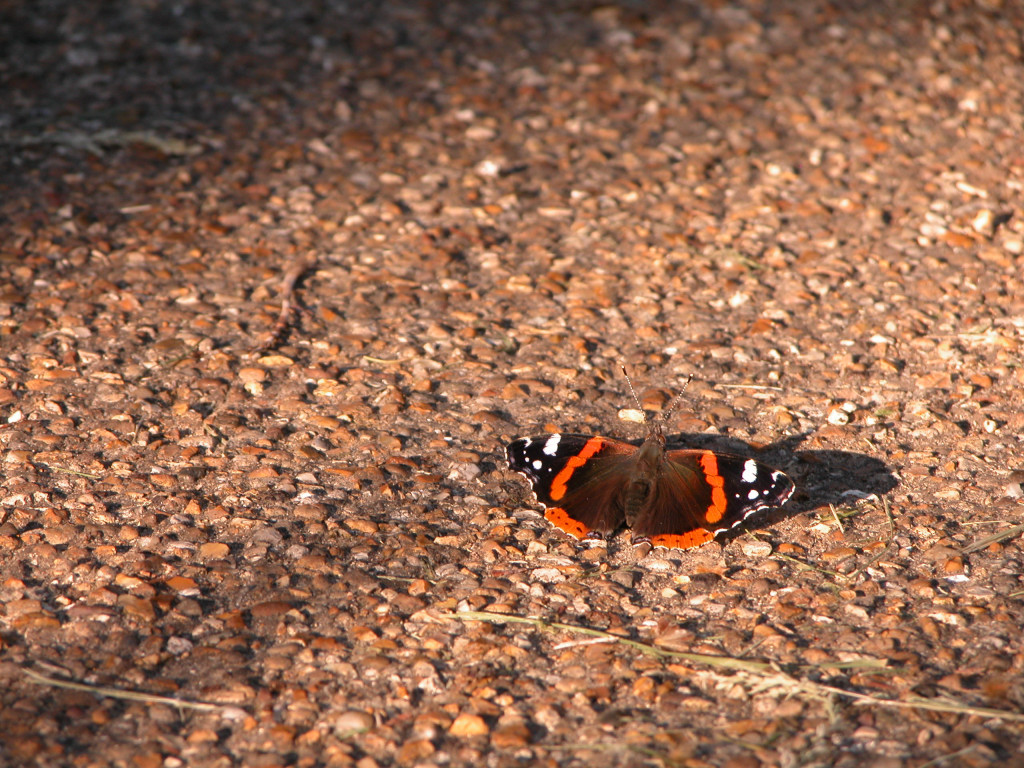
619 366 691 443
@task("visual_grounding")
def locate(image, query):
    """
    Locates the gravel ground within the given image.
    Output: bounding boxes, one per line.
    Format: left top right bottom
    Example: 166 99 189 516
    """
2 1 1024 766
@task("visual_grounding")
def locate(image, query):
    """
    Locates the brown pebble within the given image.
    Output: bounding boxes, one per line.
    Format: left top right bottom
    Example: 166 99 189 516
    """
118 595 156 622
943 556 964 573
333 710 374 735
397 738 434 764
249 601 293 618
150 473 177 488
165 576 198 592
490 721 531 748
294 503 329 521
449 713 489 737
198 542 230 559
346 518 379 534
819 546 858 562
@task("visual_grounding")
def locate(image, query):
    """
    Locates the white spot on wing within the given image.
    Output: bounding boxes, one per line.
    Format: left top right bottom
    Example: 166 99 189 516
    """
532 459 543 470
543 434 562 456
742 459 758 483
747 488 761 500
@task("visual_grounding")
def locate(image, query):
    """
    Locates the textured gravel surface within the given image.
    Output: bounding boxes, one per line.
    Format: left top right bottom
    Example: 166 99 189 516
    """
3 1 1024 766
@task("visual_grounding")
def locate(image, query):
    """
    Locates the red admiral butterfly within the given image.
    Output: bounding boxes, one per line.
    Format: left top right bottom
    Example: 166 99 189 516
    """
505 372 794 550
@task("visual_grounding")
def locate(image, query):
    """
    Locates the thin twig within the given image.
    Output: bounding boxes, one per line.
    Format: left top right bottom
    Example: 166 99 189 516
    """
256 254 316 351
820 684 1024 722
771 552 845 579
23 668 241 713
960 523 1024 555
39 465 103 480
915 745 978 768
830 504 845 533
3 129 201 157
844 543 896 583
362 356 412 365
553 636 619 651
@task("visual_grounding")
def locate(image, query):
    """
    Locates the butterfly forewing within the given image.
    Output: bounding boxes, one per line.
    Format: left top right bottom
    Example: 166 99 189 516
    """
506 434 638 536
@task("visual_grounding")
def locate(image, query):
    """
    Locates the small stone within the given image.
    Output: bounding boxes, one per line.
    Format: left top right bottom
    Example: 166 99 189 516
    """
491 721 531 748
971 209 995 235
449 713 489 737
237 367 267 384
165 576 198 593
530 568 566 583
827 408 850 425
258 355 294 367
250 601 293 618
333 710 374 736
943 556 964 573
132 752 162 768
118 595 156 622
198 542 230 559
820 547 858 562
346 518 379 534
396 738 434 764
740 539 772 557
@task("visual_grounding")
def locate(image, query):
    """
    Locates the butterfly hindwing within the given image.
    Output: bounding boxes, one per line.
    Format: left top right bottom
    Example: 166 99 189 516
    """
629 450 795 549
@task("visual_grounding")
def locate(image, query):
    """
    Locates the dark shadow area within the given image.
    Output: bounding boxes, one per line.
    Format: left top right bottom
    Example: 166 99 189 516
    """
1 0 626 183
1 0 903 206
2 0 663 265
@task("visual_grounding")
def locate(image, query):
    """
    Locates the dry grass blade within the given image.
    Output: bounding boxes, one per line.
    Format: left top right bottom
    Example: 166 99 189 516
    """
23 668 242 713
830 504 845 533
39 465 103 480
771 552 845 579
960 523 1024 554
915 744 979 768
444 610 1024 724
811 681 1024 723
882 496 895 539
362 356 412 364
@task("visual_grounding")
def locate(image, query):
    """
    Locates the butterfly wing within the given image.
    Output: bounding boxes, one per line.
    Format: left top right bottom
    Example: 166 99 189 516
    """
629 450 795 550
505 434 638 540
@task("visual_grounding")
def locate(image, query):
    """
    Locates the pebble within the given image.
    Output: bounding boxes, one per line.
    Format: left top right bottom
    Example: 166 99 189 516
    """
449 713 489 737
332 711 374 736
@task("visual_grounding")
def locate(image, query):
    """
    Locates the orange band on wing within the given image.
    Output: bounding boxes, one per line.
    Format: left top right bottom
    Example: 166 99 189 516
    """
549 437 606 501
545 507 591 539
649 529 715 549
698 451 728 524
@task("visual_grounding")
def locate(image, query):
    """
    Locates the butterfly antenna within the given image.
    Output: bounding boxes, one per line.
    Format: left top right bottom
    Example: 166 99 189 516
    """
620 365 647 422
661 374 694 424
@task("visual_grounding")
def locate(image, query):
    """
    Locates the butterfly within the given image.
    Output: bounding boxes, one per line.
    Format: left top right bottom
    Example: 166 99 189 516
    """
505 371 794 549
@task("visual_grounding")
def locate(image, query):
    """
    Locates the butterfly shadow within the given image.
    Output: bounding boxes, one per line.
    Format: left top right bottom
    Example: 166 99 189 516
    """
664 430 898 546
